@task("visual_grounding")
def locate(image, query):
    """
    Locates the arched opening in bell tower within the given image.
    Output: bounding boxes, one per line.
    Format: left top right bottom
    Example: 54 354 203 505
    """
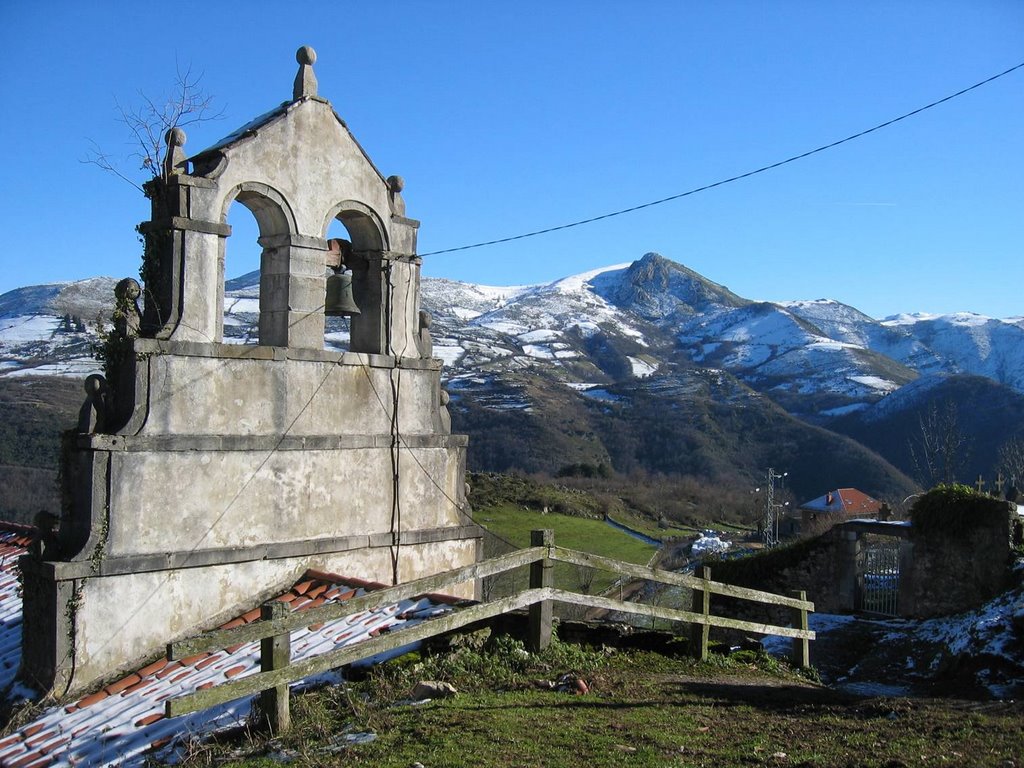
323 202 390 355
219 183 296 346
222 207 261 345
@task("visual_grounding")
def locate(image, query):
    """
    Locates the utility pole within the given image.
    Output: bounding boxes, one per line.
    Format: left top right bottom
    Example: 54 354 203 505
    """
763 468 788 549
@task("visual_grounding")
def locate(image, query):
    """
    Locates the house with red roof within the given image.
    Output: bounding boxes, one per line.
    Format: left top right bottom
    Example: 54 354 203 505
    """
798 487 884 533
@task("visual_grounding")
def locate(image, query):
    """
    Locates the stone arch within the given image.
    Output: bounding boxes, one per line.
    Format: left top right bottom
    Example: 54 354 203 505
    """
219 183 299 345
321 200 388 252
323 201 391 353
224 182 298 237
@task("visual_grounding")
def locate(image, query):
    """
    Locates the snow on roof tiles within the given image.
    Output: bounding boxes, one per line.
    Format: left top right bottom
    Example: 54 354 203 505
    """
0 528 454 767
798 487 882 516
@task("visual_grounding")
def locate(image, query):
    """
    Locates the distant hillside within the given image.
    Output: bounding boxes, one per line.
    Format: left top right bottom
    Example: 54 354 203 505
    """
452 365 918 505
829 373 1024 486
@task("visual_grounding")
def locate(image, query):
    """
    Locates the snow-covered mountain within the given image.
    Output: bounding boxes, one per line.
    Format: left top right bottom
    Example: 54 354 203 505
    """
3 252 1022 407
2 252 1022 496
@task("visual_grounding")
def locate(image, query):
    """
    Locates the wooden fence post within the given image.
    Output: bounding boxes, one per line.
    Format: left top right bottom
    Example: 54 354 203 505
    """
259 601 291 734
528 529 554 652
689 566 711 661
791 590 810 669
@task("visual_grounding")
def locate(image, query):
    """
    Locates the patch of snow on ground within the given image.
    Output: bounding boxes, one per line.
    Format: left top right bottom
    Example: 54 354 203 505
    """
432 345 465 367
518 329 559 344
479 320 529 336
5 359 100 378
224 297 260 314
522 344 555 360
821 403 869 418
462 282 536 302
848 375 897 391
691 532 729 556
569 321 601 337
881 312 939 326
549 263 632 294
723 344 772 368
628 356 657 378
808 338 860 351
617 323 647 344
452 307 481 320
0 315 61 342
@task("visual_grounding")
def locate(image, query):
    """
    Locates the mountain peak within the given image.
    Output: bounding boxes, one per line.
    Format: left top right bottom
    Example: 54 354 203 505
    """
595 252 748 321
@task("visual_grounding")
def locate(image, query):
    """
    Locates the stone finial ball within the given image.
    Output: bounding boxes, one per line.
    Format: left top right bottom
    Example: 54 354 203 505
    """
387 175 405 193
115 277 142 301
165 126 186 147
296 45 317 65
440 390 450 406
84 374 107 396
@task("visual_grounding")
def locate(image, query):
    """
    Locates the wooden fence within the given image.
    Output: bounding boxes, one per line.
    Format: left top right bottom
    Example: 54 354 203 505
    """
164 530 814 733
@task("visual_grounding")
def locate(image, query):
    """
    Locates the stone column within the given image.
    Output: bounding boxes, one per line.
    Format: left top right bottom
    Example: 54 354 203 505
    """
259 234 328 348
349 251 387 354
835 528 860 612
897 540 915 617
139 174 230 343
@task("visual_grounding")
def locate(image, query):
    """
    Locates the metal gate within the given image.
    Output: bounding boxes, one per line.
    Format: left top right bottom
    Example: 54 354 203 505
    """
855 538 901 616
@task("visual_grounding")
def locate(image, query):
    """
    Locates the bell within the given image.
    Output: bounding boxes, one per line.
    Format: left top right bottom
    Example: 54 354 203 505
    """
325 271 361 316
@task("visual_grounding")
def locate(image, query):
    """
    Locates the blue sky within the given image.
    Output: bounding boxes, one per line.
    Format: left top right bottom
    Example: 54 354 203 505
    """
1 1 1021 319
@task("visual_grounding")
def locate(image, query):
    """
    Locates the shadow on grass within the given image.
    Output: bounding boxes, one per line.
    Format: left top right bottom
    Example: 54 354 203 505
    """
436 679 867 718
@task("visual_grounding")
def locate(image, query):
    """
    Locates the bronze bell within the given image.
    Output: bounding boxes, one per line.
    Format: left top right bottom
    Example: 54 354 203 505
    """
325 270 360 316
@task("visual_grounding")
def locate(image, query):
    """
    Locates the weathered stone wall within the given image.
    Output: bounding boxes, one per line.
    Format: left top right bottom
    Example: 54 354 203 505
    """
21 539 478 690
905 514 1010 618
708 511 1012 642
704 532 846 636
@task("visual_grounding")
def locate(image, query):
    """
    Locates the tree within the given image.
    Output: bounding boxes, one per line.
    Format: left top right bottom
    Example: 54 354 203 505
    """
82 64 222 190
907 399 971 488
996 435 1024 492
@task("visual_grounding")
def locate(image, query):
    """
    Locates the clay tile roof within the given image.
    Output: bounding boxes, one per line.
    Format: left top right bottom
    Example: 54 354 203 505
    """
798 487 882 516
0 536 454 768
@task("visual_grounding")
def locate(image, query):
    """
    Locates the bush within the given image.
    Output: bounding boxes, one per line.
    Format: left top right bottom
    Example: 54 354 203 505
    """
910 484 1009 538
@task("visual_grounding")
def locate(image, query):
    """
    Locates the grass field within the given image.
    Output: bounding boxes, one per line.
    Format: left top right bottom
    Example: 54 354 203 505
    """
178 639 1024 768
471 503 657 596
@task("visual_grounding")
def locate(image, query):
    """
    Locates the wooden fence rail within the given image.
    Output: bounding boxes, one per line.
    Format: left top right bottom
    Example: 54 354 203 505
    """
165 531 814 733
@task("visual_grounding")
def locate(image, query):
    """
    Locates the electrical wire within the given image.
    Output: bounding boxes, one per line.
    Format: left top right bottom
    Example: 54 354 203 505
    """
419 60 1024 258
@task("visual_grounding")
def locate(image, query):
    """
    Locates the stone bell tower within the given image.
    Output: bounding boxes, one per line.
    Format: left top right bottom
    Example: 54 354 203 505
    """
20 46 478 695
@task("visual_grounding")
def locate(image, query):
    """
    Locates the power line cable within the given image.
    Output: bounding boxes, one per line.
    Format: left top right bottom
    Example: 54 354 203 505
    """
419 60 1024 257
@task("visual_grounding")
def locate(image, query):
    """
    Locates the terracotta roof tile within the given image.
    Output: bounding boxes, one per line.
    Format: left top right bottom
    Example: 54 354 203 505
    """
0 555 455 768
138 658 169 677
154 661 183 679
305 584 328 600
0 734 23 750
22 728 58 748
105 673 142 695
